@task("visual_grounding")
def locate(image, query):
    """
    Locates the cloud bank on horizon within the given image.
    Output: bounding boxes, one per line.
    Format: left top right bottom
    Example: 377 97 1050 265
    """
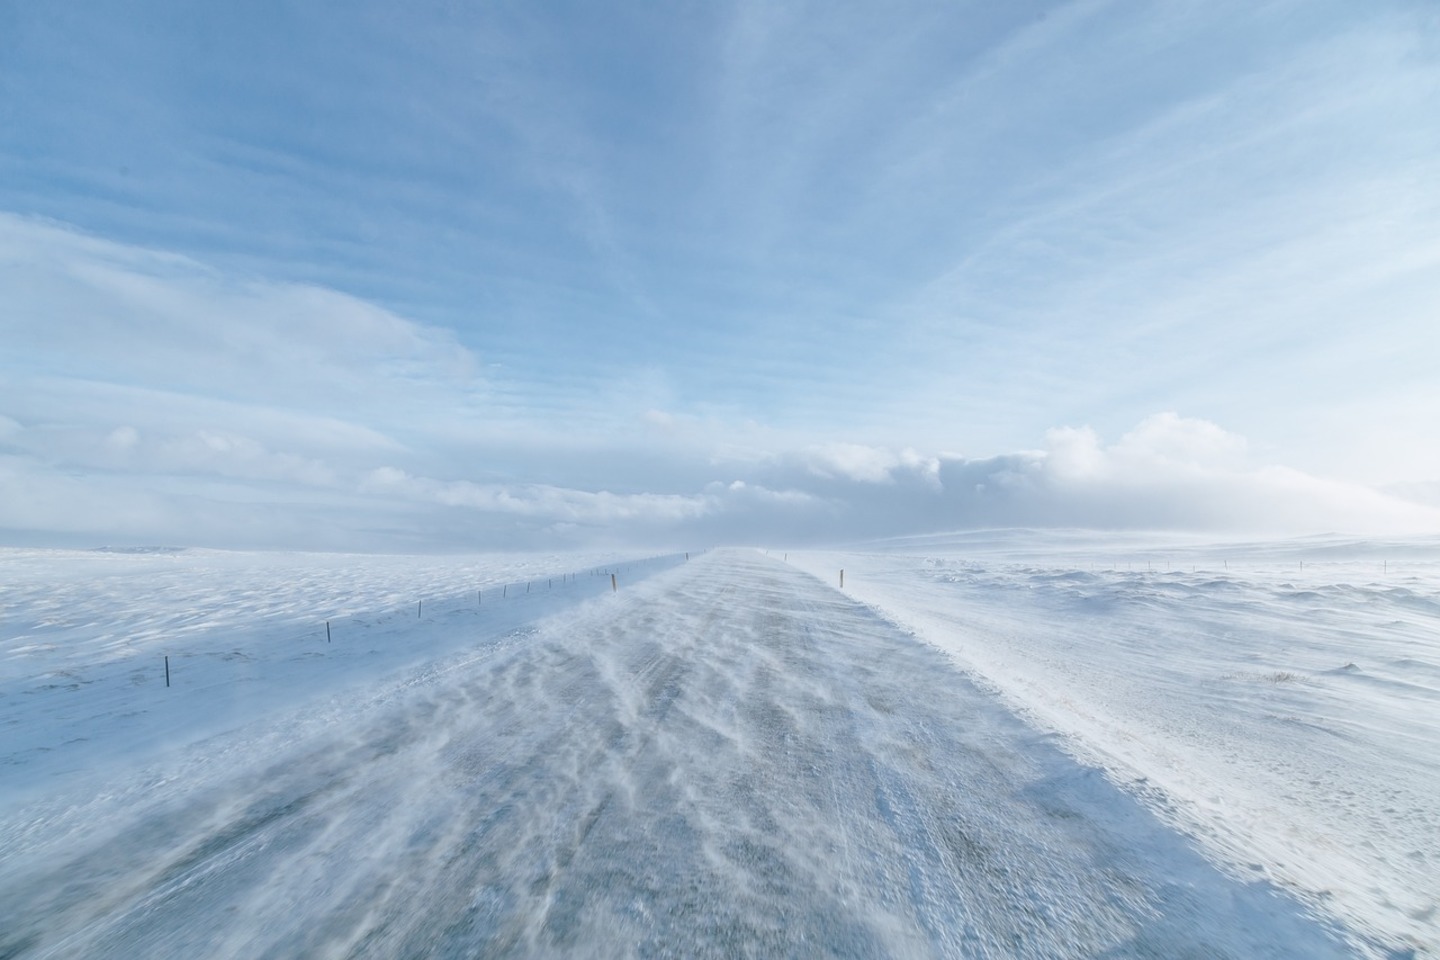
2 2 1438 550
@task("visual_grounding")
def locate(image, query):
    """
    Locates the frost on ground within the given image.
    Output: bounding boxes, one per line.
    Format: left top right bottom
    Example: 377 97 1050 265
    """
0 542 1426 957
790 531 1440 958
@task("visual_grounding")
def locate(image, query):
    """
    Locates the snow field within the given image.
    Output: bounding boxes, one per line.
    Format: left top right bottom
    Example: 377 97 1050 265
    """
0 549 1358 958
0 546 684 804
786 532 1440 957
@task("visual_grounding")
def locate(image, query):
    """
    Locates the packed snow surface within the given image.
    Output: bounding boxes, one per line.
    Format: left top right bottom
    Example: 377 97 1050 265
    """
789 531 1440 957
0 540 1431 957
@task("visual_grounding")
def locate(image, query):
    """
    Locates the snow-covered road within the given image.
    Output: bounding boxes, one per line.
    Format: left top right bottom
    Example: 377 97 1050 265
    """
788 535 1440 957
1 550 1361 957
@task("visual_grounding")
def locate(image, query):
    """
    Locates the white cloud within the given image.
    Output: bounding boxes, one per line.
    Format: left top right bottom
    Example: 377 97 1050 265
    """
154 430 339 487
792 443 941 487
0 213 482 424
1017 414 1436 535
362 467 714 525
0 214 478 513
1045 413 1249 481
3 217 1435 550
800 443 902 484
2 409 1437 550
104 425 140 452
1041 426 1106 480
1113 413 1248 471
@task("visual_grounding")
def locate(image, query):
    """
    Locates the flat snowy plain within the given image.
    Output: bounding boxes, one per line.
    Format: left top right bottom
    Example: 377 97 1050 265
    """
0 536 1434 957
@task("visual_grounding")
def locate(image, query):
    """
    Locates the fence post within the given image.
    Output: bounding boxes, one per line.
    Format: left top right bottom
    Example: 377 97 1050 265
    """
840 569 844 588
164 655 170 688
611 573 617 593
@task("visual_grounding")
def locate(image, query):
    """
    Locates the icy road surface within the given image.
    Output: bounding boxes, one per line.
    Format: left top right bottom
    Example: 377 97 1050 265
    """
1 550 1360 957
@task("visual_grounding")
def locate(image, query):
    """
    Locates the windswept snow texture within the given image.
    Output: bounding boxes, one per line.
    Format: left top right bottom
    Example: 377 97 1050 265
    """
789 532 1440 957
0 547 678 802
1 548 1365 957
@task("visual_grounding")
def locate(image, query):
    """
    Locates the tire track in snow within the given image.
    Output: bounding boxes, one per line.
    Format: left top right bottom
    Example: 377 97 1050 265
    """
0 550 1362 958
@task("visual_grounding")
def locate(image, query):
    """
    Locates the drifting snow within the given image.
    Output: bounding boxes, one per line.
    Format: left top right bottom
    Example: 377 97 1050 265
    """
788 531 1440 957
0 541 1428 956
0 546 675 803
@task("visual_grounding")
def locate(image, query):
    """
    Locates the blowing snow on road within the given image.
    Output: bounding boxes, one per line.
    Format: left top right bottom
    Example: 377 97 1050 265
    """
0 549 1370 958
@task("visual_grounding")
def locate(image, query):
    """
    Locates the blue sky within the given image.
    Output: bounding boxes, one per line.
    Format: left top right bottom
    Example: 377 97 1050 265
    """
3 0 1439 549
